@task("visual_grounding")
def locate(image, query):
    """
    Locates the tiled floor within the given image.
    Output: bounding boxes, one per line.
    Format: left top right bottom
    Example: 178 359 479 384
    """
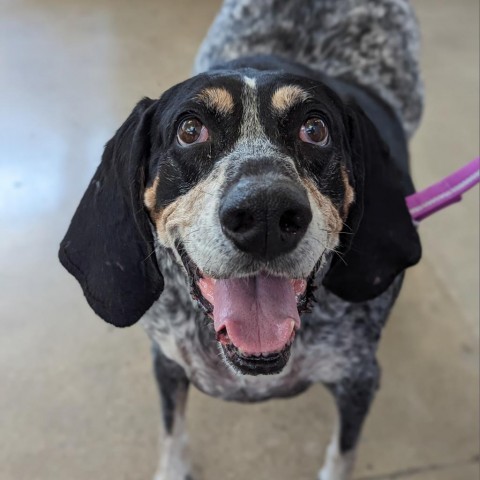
0 1 478 479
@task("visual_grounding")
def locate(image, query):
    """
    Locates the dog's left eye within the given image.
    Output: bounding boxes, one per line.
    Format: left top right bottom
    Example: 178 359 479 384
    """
177 118 209 146
299 117 329 145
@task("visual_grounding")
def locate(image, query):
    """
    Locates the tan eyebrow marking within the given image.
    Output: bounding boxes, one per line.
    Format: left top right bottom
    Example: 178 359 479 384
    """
196 87 234 115
271 85 310 114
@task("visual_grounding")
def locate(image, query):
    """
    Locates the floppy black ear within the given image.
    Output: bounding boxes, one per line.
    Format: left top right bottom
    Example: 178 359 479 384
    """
323 102 421 302
59 98 164 327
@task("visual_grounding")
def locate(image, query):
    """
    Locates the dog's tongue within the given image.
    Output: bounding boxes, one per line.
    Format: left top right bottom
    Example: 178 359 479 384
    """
212 274 300 354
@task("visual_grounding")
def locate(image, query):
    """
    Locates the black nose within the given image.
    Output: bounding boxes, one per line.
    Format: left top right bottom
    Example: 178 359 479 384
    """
219 176 312 260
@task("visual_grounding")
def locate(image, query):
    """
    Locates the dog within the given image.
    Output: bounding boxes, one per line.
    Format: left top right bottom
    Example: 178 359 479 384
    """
59 1 423 478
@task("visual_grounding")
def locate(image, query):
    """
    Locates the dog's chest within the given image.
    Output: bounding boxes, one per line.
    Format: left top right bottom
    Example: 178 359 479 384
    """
141 276 392 403
143 312 347 402
139 251 398 401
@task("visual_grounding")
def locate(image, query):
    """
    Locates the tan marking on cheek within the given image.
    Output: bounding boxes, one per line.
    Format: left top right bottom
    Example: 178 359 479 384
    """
303 178 343 235
271 85 310 115
196 87 234 115
144 176 160 219
153 167 225 246
155 188 202 241
341 167 355 219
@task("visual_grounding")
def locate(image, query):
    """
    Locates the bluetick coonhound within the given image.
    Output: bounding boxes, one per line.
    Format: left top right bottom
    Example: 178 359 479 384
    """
59 1 423 478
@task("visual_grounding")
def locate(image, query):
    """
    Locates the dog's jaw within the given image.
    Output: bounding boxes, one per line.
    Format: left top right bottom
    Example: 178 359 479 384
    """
173 244 323 375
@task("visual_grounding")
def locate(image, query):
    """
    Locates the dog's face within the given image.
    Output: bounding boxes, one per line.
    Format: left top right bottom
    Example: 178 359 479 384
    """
59 63 421 376
143 71 354 374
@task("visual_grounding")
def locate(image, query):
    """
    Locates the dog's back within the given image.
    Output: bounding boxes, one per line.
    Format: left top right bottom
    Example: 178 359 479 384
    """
195 0 423 138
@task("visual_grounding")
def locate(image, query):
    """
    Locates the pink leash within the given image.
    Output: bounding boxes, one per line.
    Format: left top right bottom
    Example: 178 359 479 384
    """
406 157 480 222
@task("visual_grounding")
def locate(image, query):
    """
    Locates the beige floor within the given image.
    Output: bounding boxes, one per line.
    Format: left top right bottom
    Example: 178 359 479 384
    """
0 0 478 479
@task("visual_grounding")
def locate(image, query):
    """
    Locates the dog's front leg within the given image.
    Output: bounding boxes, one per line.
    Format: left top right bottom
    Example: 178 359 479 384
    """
319 362 380 480
151 343 192 480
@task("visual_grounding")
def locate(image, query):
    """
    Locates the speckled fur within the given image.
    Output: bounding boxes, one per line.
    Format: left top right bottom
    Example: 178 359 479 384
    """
142 247 402 403
195 0 423 138
141 2 421 478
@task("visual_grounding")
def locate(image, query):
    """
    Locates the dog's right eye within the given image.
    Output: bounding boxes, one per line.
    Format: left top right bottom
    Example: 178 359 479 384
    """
177 118 209 146
299 117 329 146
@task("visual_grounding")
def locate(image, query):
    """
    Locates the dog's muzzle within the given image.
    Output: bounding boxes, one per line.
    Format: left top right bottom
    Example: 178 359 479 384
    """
219 175 312 260
179 174 319 375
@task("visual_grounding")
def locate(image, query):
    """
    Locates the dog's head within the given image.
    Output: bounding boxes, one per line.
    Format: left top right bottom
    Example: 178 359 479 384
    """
59 64 421 375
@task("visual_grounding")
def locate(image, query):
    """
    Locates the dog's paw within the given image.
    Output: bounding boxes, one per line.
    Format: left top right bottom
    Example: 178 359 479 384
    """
318 466 332 480
318 464 353 480
154 477 193 480
318 466 333 480
318 453 354 480
153 464 194 480
318 466 345 480
318 438 356 480
154 473 194 480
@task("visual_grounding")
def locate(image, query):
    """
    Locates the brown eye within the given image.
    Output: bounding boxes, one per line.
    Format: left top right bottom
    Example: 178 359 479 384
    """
299 117 329 145
177 118 208 146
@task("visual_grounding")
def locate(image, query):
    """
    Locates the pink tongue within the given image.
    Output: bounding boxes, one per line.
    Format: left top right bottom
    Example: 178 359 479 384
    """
213 274 300 354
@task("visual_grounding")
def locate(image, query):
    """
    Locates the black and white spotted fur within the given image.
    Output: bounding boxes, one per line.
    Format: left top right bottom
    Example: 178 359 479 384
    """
59 1 424 479
143 251 404 480
195 0 423 137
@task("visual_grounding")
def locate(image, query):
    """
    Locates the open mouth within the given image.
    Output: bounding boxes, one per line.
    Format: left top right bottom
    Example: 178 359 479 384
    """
177 243 317 375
